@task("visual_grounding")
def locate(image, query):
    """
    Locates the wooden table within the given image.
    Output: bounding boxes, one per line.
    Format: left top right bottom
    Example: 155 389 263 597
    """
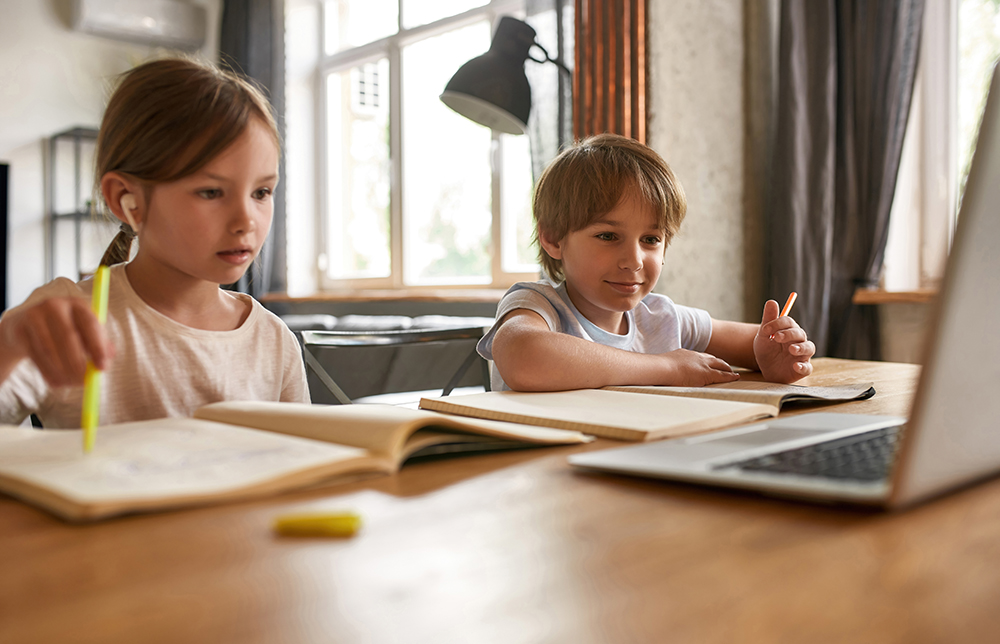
3 358 999 643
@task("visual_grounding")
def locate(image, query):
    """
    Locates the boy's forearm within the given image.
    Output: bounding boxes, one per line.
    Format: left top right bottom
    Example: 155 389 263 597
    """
705 319 759 370
493 327 673 391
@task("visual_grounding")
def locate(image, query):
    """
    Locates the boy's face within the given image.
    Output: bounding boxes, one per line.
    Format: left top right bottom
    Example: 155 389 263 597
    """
540 192 665 334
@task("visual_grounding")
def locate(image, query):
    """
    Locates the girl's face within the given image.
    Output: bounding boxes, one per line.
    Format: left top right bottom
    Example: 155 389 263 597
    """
133 117 278 288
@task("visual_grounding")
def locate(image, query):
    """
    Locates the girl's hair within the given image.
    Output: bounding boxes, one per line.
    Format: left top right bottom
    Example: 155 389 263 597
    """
96 57 279 266
532 133 687 281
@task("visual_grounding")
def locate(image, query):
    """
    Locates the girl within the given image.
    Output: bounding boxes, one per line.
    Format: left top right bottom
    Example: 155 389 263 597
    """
0 58 309 428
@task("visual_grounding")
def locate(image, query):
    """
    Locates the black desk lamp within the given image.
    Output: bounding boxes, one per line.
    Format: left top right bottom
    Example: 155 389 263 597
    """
440 16 569 135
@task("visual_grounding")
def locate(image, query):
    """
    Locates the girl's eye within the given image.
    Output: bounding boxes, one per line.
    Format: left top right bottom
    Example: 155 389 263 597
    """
596 232 616 241
642 236 662 245
198 188 223 199
253 187 273 200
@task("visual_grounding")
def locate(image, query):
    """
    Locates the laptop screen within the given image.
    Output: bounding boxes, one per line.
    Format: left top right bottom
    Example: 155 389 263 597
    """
891 62 1000 506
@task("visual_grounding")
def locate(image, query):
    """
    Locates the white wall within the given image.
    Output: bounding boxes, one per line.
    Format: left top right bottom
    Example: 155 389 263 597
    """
0 0 220 308
2 0 761 320
284 0 319 297
647 0 750 322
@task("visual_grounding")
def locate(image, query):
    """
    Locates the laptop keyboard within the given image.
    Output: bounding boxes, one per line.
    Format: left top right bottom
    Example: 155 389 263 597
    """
717 425 903 482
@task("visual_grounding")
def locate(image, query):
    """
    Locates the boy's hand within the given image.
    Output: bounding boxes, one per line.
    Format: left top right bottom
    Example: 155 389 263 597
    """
658 349 741 387
753 299 814 383
0 297 113 387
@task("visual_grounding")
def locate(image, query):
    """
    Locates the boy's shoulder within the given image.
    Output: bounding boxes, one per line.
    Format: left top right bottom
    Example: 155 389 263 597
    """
638 290 675 310
504 280 581 309
498 280 561 312
502 280 559 297
636 292 709 320
492 280 573 333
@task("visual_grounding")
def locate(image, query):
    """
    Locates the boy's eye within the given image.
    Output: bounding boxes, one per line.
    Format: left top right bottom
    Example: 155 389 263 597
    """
642 235 663 245
595 232 616 241
198 188 223 199
253 187 273 200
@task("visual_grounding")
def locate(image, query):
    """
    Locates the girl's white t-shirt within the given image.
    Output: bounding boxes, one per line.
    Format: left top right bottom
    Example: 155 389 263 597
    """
0 263 309 428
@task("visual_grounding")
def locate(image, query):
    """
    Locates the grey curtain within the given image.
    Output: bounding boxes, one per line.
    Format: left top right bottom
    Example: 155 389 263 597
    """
220 0 286 297
526 0 574 183
766 0 923 359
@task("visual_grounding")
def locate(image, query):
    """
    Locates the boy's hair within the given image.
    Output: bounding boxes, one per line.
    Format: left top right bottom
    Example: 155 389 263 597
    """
95 57 279 266
532 133 687 281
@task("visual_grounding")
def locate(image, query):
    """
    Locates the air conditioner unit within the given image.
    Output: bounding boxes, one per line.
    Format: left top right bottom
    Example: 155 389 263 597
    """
72 0 208 51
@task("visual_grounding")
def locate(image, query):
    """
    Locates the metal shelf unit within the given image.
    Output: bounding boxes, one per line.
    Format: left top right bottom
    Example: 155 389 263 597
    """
46 127 100 281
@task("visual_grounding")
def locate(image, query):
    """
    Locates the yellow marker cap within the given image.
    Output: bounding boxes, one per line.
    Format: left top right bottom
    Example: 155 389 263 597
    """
273 511 362 537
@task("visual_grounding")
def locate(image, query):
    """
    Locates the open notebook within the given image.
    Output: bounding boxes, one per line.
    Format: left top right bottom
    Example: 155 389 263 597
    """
604 381 875 408
0 402 590 521
420 383 875 442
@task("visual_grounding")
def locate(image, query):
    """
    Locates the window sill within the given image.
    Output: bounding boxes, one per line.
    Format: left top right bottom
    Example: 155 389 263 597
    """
852 287 937 305
272 288 935 306
261 288 507 304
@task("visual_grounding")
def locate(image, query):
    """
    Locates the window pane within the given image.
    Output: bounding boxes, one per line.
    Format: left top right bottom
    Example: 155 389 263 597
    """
500 133 537 273
402 23 493 285
324 0 398 55
402 0 488 30
325 59 392 280
958 0 1000 200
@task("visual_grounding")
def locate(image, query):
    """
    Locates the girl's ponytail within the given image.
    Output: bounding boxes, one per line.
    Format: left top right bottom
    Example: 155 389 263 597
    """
99 225 136 267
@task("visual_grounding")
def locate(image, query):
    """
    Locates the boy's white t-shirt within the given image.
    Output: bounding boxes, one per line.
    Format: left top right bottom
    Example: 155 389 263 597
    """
0 263 309 428
477 280 713 391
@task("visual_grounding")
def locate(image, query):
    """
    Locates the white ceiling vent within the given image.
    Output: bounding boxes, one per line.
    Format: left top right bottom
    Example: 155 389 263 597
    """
72 0 208 51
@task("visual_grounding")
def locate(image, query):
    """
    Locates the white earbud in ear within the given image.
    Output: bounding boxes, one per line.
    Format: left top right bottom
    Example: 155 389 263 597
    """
119 194 139 231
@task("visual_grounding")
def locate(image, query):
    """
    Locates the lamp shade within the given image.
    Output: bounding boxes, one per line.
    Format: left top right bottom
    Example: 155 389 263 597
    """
440 17 536 135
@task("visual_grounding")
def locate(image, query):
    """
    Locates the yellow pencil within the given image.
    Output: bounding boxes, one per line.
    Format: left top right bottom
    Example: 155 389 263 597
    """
81 265 110 453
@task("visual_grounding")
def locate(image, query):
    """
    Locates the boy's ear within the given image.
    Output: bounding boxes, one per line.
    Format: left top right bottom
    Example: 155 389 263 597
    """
537 227 564 260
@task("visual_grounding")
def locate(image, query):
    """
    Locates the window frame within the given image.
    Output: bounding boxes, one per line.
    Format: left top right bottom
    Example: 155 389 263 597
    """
314 0 539 291
883 0 958 292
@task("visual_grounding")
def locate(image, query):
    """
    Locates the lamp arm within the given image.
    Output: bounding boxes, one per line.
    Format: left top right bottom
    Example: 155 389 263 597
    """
529 42 572 78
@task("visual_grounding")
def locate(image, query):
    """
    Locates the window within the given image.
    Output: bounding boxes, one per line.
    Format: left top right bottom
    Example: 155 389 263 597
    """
883 0 1000 292
285 0 537 293
956 0 1000 197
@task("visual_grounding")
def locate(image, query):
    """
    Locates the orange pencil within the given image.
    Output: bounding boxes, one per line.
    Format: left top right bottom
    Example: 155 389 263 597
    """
770 292 798 341
780 292 797 318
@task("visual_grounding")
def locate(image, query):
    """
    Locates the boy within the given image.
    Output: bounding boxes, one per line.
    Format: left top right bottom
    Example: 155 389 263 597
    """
478 134 815 392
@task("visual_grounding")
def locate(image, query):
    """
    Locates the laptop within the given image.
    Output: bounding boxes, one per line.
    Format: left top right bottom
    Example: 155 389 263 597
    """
568 63 1000 509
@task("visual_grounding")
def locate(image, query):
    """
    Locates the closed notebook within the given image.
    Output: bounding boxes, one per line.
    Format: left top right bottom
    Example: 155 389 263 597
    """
0 402 590 522
604 381 876 408
419 389 780 442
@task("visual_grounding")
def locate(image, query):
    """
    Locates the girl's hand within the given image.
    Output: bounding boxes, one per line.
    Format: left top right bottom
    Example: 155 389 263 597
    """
753 299 815 383
657 349 741 387
0 297 114 387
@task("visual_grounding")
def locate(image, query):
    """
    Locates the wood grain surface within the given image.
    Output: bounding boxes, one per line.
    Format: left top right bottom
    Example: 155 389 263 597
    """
3 358 999 644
